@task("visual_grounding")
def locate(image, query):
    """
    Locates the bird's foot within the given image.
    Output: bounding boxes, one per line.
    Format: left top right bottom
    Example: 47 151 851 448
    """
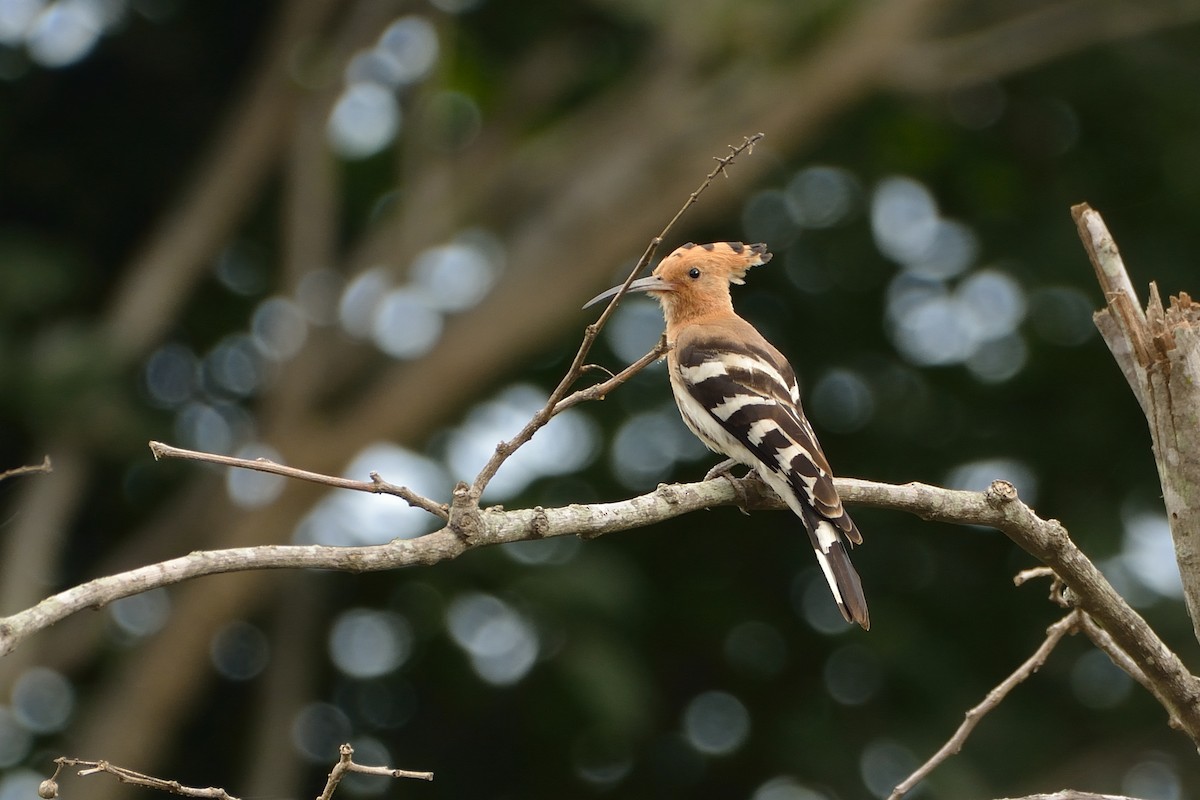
704 458 754 515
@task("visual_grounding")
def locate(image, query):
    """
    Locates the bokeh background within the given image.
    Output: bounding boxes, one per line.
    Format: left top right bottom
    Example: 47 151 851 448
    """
2 1 1200 798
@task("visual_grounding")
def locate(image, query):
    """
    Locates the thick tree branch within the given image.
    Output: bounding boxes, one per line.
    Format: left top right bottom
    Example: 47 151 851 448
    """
5 470 1199 754
1074 203 1200 644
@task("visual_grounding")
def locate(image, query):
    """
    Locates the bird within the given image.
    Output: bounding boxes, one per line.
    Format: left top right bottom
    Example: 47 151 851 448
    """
585 242 869 629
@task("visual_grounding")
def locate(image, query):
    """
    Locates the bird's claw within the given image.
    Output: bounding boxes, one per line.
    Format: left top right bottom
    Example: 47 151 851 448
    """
704 458 754 515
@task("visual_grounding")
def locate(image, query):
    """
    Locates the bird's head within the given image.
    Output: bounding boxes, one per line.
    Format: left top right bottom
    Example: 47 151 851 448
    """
584 242 772 324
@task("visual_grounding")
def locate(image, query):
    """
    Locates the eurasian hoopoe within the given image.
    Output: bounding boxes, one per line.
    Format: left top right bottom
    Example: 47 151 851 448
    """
586 242 869 629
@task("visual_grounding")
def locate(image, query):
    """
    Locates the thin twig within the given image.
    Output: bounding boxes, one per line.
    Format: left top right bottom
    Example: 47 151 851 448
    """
0 456 52 483
1077 613 1161 718
1013 566 1069 607
466 133 765 502
888 611 1082 800
316 744 433 800
148 441 448 520
46 746 431 800
49 757 239 800
995 793 1147 800
554 336 670 413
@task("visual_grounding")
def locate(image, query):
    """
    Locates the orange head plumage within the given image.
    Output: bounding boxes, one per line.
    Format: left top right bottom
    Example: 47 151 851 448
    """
584 242 772 330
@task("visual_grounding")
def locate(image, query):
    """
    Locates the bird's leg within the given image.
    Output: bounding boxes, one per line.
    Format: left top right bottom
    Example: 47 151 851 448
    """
704 458 754 515
703 457 742 482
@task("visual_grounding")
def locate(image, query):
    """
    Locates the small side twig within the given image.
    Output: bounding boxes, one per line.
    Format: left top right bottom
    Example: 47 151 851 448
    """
316 743 433 800
148 441 448 520
888 611 1082 800
1014 566 1068 607
466 133 764 502
0 456 53 483
555 335 670 413
1078 614 1160 716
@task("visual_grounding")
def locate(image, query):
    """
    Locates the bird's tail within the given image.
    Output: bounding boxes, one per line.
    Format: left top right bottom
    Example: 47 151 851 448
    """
807 519 870 630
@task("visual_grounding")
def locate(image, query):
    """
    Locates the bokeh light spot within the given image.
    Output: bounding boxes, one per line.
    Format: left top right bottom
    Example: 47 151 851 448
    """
26 0 106 68
810 368 875 433
859 739 917 799
445 384 599 501
144 342 198 408
752 776 831 800
742 189 799 247
955 268 1026 340
681 690 750 756
945 457 1038 505
0 0 45 45
785 165 860 229
1123 754 1181 800
328 608 413 679
377 15 438 84
0 708 33 768
572 731 634 787
723 620 787 679
372 288 443 359
226 443 286 509
210 620 270 681
252 296 308 362
410 239 500 312
823 644 882 706
1120 510 1183 600
204 334 263 398
294 443 449 546
446 592 539 686
1071 648 1132 709
11 667 73 734
0 769 42 800
339 267 392 338
109 587 171 638
291 702 353 763
606 299 666 365
965 333 1027 384
328 82 400 159
610 404 706 490
792 569 853 635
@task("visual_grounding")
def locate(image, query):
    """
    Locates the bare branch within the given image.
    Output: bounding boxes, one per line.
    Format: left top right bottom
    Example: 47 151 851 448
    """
148 441 448 520
995 793 1148 800
888 611 1081 800
0 456 52 483
554 336 670 413
315 744 432 800
1073 204 1200 646
46 746 431 800
48 757 239 800
5 469 1198 758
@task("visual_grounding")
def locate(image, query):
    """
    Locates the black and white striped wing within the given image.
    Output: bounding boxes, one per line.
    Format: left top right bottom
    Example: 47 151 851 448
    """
671 336 868 627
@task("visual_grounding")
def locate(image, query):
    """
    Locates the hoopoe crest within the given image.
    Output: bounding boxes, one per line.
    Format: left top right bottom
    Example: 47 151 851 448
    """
586 242 869 629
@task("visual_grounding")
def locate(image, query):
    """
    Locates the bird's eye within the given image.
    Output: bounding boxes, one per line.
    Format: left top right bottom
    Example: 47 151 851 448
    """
688 267 701 279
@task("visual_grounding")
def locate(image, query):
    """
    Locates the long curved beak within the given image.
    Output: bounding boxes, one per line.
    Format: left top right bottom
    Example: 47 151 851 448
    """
583 275 671 309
